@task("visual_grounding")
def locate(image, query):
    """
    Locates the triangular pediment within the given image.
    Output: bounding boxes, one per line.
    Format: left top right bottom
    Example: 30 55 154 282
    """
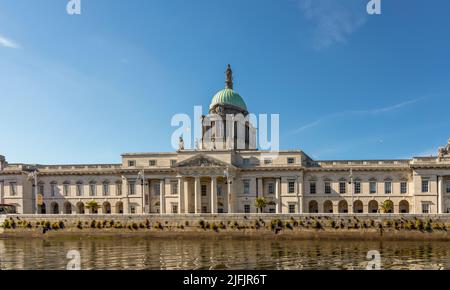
175 154 231 168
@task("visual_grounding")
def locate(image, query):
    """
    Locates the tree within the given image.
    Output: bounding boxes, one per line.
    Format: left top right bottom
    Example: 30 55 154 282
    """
379 200 393 214
255 197 268 213
85 201 100 214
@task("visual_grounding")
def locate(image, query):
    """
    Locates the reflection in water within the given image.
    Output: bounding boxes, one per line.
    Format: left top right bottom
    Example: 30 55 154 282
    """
0 238 448 270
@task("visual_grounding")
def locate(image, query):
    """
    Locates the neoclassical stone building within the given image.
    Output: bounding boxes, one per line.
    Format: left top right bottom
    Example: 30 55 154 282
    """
1 66 450 215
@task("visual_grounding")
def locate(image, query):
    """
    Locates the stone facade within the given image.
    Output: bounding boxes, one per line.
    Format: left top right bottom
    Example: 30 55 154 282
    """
1 66 450 216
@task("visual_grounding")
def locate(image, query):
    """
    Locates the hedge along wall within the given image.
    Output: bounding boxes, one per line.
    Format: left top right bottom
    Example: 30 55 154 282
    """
2 214 450 232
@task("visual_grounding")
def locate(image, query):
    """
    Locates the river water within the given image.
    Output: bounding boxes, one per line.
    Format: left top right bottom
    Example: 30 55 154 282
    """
0 238 448 270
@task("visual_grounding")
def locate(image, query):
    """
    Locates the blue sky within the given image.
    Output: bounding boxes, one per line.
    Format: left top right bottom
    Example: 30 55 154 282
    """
1 0 449 164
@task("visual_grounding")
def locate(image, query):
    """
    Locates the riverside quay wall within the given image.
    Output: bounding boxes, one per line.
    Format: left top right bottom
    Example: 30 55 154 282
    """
3 214 450 240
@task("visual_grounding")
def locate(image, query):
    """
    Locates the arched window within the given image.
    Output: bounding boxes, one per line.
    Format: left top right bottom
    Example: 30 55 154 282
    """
308 200 318 213
103 181 110 196
399 200 410 214
353 200 363 213
338 200 348 213
323 200 333 213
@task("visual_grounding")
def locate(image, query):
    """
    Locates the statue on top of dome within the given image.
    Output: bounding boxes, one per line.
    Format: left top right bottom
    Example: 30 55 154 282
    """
225 64 233 90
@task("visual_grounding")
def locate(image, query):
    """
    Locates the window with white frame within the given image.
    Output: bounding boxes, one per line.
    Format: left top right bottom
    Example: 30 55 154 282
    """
116 182 122 196
369 181 377 194
128 160 136 167
325 181 331 194
149 160 157 166
171 181 178 195
243 158 250 166
244 204 251 213
50 182 57 197
288 204 296 213
354 181 361 194
264 159 273 165
384 181 392 194
89 182 96 196
10 182 17 196
422 203 430 214
310 182 316 194
154 183 160 196
287 158 295 164
76 182 83 196
339 181 346 194
63 182 70 196
401 182 408 194
201 184 207 197
38 184 44 195
128 181 136 195
170 160 177 166
288 180 295 194
422 179 429 193
243 180 250 195
217 185 223 196
171 203 178 214
103 182 110 196
268 183 274 194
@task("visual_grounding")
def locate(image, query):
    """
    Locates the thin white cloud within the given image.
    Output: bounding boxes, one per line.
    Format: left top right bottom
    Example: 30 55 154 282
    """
0 34 20 49
298 0 367 49
292 97 424 134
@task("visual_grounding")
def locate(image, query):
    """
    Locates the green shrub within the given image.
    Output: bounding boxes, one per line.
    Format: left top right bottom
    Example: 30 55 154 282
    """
139 223 145 229
96 221 102 229
58 221 65 229
312 220 322 229
109 220 115 227
416 219 424 231
44 221 50 229
51 222 60 230
153 222 163 230
2 219 11 229
329 220 336 228
90 220 96 228
132 223 139 230
210 223 218 232
198 220 206 229
424 220 432 232
77 221 83 229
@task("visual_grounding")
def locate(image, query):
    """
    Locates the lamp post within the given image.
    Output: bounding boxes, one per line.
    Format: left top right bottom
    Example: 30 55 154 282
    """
137 169 145 214
29 170 39 214
349 168 354 214
224 167 233 214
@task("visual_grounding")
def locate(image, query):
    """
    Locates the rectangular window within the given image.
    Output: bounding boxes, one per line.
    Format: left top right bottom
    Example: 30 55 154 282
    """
288 181 295 194
354 181 361 194
201 185 207 197
76 184 83 196
172 203 178 214
63 184 69 196
103 183 109 196
171 182 178 195
38 185 44 195
89 183 96 196
447 181 450 193
243 158 250 166
339 182 346 194
154 183 160 196
128 160 136 167
289 204 296 213
130 205 136 214
243 180 250 195
218 208 224 213
244 204 251 213
202 206 207 213
149 160 157 166
370 182 377 194
325 182 331 194
217 185 223 196
422 203 430 214
268 183 274 194
116 183 122 196
422 179 429 193
310 182 316 194
170 160 177 166
51 184 56 197
10 183 17 196
264 159 273 165
385 181 392 194
128 182 136 195
401 182 408 194
269 208 276 213
287 158 295 164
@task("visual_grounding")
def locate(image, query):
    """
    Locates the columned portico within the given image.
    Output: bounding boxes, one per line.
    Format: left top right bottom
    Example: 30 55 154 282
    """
194 176 201 214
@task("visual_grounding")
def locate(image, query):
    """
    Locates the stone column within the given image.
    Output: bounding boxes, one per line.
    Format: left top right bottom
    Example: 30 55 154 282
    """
160 179 165 214
122 177 129 214
0 181 4 205
438 176 444 214
211 177 218 214
184 179 190 214
275 178 281 214
178 177 184 214
257 178 263 198
195 177 201 214
227 178 233 214
297 176 302 214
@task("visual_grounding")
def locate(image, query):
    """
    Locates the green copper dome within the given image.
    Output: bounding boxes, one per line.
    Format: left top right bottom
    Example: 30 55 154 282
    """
210 88 247 111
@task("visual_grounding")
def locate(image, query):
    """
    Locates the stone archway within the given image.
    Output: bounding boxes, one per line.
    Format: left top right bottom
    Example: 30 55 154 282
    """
50 202 59 214
323 200 333 213
103 202 111 214
399 200 409 213
368 200 378 213
115 201 123 214
353 200 363 213
308 200 318 213
64 202 72 214
76 202 85 214
338 200 348 213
